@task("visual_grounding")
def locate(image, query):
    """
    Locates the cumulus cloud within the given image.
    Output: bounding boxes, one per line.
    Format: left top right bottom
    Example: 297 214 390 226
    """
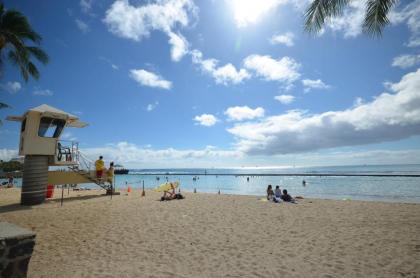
243 55 300 83
390 0 420 47
228 69 420 155
392 54 420 69
269 32 294 46
194 114 218 126
274 94 295 104
0 149 19 161
103 0 196 61
191 50 250 85
130 69 172 89
324 0 365 38
80 0 93 13
227 0 288 27
33 89 54 96
302 79 331 92
75 19 90 33
146 101 159 111
82 142 240 168
168 32 189 61
225 106 265 121
1 81 21 94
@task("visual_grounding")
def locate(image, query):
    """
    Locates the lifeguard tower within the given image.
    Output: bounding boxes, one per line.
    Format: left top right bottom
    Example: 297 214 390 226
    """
7 104 114 205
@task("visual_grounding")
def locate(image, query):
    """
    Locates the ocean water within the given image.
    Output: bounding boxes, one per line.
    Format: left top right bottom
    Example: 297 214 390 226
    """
3 164 420 203
116 164 420 203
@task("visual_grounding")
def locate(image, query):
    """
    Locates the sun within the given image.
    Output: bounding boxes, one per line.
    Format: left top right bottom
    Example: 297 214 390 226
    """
229 0 280 27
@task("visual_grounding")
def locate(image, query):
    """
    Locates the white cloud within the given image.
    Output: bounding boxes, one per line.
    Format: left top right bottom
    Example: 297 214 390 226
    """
325 0 365 38
212 64 251 85
33 89 54 96
243 54 300 83
302 79 331 92
227 0 288 27
390 0 420 47
83 142 240 168
392 54 420 69
1 81 21 94
99 56 119 70
194 114 218 126
130 69 172 90
269 32 294 46
274 94 295 104
61 132 78 141
146 101 159 111
2 145 420 167
225 106 265 121
0 149 19 162
168 31 189 62
80 0 93 13
103 0 196 61
75 19 90 33
228 69 420 155
191 49 251 85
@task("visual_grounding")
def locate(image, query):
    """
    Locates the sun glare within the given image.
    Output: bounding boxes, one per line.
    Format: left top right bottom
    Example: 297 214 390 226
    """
229 0 280 27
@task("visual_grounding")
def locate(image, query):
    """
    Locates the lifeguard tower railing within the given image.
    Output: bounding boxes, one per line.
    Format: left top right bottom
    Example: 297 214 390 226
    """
55 140 93 171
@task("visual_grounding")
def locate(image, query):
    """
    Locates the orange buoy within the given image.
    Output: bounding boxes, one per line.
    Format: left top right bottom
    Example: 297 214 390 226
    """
127 185 132 193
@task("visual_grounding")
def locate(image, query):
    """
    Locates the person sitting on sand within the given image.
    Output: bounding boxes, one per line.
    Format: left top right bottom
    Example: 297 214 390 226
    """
267 185 274 200
273 185 282 203
281 189 295 203
161 183 176 201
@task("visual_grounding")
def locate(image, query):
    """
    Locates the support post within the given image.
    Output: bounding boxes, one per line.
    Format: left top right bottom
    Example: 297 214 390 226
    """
61 185 64 207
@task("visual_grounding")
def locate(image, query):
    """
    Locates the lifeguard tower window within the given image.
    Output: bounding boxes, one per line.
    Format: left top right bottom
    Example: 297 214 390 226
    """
38 117 65 138
21 118 26 132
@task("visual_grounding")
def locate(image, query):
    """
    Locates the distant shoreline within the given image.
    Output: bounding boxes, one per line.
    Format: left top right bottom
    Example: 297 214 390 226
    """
128 172 420 177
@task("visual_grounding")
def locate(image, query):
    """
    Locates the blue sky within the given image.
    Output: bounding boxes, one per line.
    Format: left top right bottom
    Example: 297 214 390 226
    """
1 0 420 168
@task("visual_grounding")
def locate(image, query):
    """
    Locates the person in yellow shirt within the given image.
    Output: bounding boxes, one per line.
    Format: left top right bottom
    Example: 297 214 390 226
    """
107 162 114 185
95 156 105 180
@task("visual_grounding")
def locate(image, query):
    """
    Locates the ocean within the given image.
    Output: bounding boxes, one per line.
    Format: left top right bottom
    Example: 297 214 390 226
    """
3 164 420 203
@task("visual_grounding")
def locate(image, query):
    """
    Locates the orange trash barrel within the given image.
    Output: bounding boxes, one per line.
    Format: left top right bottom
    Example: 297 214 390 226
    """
46 184 55 198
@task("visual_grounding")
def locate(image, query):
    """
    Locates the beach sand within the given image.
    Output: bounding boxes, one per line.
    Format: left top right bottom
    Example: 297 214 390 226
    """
0 188 419 278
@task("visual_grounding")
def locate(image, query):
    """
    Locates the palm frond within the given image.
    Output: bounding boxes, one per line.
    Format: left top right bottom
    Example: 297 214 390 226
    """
27 61 39 79
363 0 397 37
1 10 42 43
26 46 49 64
0 102 11 109
304 0 350 34
8 50 29 82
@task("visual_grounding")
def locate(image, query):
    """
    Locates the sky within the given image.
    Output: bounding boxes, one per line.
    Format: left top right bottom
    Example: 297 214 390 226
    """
1 0 420 168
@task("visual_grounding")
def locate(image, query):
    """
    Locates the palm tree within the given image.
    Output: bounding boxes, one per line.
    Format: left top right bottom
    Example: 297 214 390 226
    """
305 0 398 37
0 2 49 82
0 102 10 126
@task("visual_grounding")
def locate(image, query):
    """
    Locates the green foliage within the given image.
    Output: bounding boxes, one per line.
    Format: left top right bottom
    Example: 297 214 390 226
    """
0 160 23 173
0 2 49 82
304 0 397 37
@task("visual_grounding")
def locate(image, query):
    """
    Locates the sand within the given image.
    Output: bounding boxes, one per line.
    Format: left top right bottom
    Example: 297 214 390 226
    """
0 188 419 278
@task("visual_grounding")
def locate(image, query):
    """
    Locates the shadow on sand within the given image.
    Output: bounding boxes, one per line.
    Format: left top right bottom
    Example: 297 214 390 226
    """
0 193 112 213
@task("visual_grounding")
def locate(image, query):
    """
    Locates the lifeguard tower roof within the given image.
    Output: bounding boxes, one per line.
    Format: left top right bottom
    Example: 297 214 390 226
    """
7 104 88 128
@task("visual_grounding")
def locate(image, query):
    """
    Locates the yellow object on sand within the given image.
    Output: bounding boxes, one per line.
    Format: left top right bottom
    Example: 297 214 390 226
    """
259 198 268 202
154 181 179 192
